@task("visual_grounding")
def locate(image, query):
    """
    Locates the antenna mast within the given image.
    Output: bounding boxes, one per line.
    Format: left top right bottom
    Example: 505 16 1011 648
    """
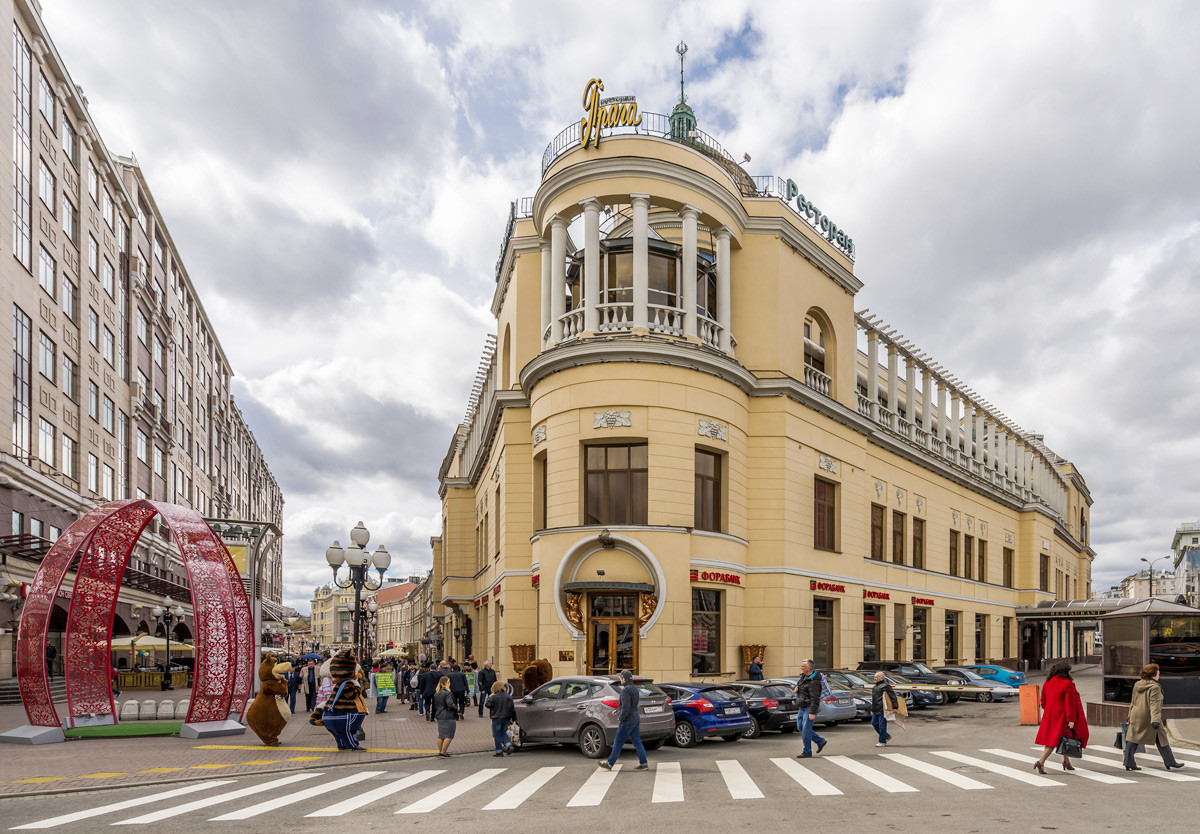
675 40 688 104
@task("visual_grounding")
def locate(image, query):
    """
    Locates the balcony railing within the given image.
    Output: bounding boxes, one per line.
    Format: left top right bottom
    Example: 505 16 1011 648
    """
647 304 684 337
597 302 634 333
803 365 831 397
542 112 738 178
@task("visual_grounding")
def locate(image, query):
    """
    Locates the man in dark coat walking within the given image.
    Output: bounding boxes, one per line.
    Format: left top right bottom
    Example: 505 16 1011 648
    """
476 661 498 717
449 664 469 718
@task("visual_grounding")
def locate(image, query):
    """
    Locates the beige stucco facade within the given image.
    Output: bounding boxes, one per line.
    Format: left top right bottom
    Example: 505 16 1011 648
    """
433 91 1095 683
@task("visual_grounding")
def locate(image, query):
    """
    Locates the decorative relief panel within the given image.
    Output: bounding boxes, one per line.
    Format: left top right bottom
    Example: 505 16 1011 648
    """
698 419 727 441
875 482 884 498
967 517 974 532
980 522 987 535
532 425 546 446
952 511 960 526
1005 532 1014 543
896 489 905 506
593 409 631 429
915 497 925 514
819 455 839 475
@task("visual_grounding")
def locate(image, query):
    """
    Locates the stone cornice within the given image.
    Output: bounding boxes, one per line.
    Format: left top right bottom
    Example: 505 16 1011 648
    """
743 212 862 296
464 390 530 487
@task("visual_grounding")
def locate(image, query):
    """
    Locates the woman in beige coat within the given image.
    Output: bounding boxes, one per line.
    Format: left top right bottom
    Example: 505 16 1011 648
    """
1123 663 1186 771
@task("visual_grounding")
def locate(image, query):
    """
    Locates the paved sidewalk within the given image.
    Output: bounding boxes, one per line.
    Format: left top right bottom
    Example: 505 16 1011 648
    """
0 693 495 797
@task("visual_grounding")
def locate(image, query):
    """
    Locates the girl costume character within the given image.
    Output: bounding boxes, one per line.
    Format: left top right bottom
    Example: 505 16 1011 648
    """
310 650 367 751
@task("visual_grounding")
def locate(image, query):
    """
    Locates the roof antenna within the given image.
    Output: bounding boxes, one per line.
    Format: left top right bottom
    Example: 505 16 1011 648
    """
675 40 688 104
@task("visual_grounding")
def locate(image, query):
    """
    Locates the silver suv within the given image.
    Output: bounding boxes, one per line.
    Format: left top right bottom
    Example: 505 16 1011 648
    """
514 675 675 758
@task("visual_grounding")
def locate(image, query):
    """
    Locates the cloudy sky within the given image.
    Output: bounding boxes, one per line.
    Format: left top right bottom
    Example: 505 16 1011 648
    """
40 1 1200 610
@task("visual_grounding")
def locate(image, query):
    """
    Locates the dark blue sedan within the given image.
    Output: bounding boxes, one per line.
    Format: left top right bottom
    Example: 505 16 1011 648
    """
967 664 1026 688
658 683 752 747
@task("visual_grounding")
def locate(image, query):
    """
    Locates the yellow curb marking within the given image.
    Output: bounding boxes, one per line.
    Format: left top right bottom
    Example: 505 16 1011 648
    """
80 772 127 778
194 744 436 754
13 776 67 783
286 756 324 761
189 763 233 769
243 760 281 765
138 767 184 774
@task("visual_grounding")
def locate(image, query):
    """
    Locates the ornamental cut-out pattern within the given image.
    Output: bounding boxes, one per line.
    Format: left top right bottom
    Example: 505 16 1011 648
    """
819 455 839 475
593 409 631 429
698 419 727 441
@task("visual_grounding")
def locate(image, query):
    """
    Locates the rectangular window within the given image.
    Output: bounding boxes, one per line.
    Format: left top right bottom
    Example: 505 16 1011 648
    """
949 530 959 576
153 446 164 478
37 417 53 466
38 159 55 215
945 611 960 662
87 160 98 202
813 598 834 668
102 259 114 296
1003 547 1014 588
584 443 648 525
38 331 55 381
1039 553 1050 592
533 452 547 529
870 504 885 560
10 510 21 534
694 448 721 532
102 189 114 227
102 327 114 366
61 116 76 167
38 71 55 128
691 588 721 675
102 395 114 434
892 511 906 564
153 232 165 264
88 308 98 347
13 27 33 271
88 234 98 273
87 452 98 492
814 478 837 550
153 336 163 367
62 276 77 323
136 428 147 463
61 196 77 245
117 411 128 498
48 525 60 540
978 540 987 584
88 380 99 420
101 464 114 500
1003 617 1012 658
136 310 147 344
60 433 76 479
912 606 928 661
38 246 55 298
12 305 32 457
912 517 925 570
963 535 974 579
61 354 78 401
30 518 42 538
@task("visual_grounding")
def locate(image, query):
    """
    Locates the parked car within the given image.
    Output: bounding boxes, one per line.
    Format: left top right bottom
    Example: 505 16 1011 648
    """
884 672 945 708
727 681 801 738
857 660 961 703
823 668 916 711
766 677 858 726
967 663 1027 688
935 666 1019 702
513 675 674 758
658 683 751 746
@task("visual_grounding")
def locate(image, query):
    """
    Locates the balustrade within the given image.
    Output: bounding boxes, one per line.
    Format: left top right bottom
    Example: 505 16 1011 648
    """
803 364 831 396
559 308 585 340
856 393 872 418
879 409 895 430
597 302 634 333
647 304 684 336
698 315 723 349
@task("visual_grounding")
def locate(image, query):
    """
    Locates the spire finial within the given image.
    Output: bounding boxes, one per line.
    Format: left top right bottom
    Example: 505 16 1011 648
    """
675 40 688 104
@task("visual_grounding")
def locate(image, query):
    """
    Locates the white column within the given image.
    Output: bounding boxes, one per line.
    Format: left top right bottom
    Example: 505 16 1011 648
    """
540 241 551 347
867 331 880 420
992 422 1002 473
681 205 699 339
887 344 899 416
631 193 650 330
974 410 985 465
550 215 567 344
715 227 732 352
935 381 946 449
581 198 601 334
964 401 976 458
921 369 932 437
950 391 961 452
904 356 916 424
1016 440 1027 488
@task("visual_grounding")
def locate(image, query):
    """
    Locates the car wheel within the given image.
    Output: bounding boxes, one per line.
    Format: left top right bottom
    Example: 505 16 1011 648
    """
977 692 992 703
577 723 607 759
674 721 698 748
721 733 742 742
742 714 762 739
644 737 665 750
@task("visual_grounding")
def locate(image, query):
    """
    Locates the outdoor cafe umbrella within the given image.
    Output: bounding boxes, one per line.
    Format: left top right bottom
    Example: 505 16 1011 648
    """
109 635 195 652
379 648 406 658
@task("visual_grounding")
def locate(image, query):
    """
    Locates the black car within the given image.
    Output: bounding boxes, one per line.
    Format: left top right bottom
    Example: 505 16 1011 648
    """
728 681 800 738
856 660 959 703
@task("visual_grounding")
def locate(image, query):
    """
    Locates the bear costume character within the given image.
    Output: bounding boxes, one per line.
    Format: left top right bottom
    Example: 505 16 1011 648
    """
310 650 367 750
246 654 291 747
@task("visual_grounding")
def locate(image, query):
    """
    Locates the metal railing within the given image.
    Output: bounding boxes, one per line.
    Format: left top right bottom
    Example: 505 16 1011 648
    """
541 112 737 177
494 197 534 284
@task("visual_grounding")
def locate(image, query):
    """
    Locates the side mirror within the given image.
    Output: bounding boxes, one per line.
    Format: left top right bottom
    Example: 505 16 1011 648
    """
522 695 532 703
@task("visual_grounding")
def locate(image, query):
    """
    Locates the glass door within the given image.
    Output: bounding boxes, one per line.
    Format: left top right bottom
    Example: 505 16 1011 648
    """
589 621 612 674
588 593 639 675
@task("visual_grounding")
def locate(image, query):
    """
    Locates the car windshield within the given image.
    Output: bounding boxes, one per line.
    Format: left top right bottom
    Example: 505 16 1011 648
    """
957 670 985 681
827 679 850 691
762 685 793 698
703 688 742 702
632 683 665 698
912 663 936 675
841 671 872 687
888 673 913 683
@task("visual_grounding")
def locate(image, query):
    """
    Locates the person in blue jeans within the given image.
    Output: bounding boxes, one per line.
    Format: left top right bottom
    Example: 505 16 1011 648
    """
598 670 650 771
793 660 828 758
870 671 897 747
485 680 516 756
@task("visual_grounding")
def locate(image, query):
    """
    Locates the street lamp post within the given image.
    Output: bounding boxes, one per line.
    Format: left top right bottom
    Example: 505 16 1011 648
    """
326 521 390 662
150 596 185 691
1141 556 1170 598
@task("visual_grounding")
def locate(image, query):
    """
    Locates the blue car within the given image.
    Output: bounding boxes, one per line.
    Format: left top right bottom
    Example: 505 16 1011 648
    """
967 664 1026 688
658 683 752 747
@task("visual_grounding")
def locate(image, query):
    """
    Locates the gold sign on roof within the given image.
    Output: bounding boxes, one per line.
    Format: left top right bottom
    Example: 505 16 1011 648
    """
580 78 642 150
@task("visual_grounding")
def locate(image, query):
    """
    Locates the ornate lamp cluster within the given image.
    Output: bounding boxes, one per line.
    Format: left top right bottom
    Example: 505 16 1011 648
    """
150 595 185 691
326 521 390 661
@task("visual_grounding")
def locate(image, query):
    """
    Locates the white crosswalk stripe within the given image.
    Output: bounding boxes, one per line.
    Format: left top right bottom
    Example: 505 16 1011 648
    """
717 759 764 799
112 773 322 824
824 755 918 792
482 766 563 810
880 753 992 789
770 757 842 795
930 751 1065 787
567 763 622 807
652 761 684 803
9 781 236 830
1165 746 1200 760
1049 746 1200 781
396 768 505 814
981 749 1133 784
210 770 385 821
306 770 444 817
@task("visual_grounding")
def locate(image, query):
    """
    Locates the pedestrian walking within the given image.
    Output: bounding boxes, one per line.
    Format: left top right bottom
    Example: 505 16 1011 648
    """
747 654 764 681
477 660 498 717
310 651 367 751
1033 661 1089 773
1123 663 1186 771
45 644 56 680
449 663 468 718
301 660 317 712
420 663 440 721
870 671 897 747
598 669 649 771
485 680 516 757
286 664 300 714
793 659 828 758
434 676 458 758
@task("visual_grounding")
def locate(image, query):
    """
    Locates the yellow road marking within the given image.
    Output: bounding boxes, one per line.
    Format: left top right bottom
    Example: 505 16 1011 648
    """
243 760 281 765
194 744 436 754
138 767 184 774
13 776 67 783
189 763 232 769
80 772 127 778
286 756 324 761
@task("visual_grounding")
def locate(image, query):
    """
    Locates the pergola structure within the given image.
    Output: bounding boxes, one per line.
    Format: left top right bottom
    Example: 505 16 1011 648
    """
0 500 254 744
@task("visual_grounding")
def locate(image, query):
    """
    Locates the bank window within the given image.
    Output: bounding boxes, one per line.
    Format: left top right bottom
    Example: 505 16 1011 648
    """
1039 553 1050 592
584 443 648 525
944 611 960 663
814 478 837 551
694 448 721 532
1003 547 1014 588
892 511 906 564
1003 617 1012 658
963 535 974 579
912 607 928 661
692 588 721 675
870 504 885 560
978 540 987 583
863 604 881 663
813 598 834 668
949 530 959 576
912 517 925 570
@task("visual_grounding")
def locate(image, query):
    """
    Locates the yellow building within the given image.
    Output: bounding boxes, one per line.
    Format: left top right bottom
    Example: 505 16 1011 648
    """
433 82 1094 682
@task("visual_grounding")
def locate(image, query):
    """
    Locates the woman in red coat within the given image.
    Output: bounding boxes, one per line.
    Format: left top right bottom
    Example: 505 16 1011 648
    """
1033 661 1089 773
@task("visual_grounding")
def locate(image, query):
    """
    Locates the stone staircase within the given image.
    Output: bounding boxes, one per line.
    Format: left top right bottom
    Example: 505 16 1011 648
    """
0 677 67 705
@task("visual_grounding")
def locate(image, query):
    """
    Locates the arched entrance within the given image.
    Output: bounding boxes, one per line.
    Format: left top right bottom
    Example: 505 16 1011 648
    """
5 500 253 744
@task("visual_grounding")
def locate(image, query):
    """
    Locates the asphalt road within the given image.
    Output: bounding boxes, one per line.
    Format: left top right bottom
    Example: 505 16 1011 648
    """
2 699 1194 832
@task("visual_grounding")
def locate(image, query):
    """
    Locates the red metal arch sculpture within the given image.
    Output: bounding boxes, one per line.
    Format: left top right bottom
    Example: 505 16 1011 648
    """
15 500 254 731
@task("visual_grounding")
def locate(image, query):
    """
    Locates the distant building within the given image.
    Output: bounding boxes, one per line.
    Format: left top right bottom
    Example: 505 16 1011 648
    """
1170 520 1200 605
1118 569 1174 599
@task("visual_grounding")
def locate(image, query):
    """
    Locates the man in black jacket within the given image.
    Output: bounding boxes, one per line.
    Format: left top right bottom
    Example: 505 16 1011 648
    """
870 671 897 747
793 659 828 759
476 661 498 717
449 664 469 718
598 670 649 771
421 663 443 722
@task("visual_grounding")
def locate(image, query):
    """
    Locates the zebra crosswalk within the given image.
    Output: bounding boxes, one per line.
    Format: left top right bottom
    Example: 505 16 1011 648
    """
8 745 1198 829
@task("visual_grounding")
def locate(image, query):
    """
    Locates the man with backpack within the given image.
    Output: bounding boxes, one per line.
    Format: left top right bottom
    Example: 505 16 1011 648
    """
793 659 829 759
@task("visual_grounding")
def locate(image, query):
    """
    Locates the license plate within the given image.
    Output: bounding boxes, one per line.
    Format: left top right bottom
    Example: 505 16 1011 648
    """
723 707 740 715
838 699 851 706
643 705 663 714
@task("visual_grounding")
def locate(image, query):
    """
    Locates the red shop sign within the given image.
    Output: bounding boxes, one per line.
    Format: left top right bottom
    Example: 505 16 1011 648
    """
911 596 935 606
863 589 890 600
691 569 741 586
810 580 846 593
494 584 501 595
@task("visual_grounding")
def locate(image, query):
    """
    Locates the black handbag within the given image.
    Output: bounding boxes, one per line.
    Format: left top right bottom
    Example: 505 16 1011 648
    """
1113 730 1124 750
1056 729 1083 758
